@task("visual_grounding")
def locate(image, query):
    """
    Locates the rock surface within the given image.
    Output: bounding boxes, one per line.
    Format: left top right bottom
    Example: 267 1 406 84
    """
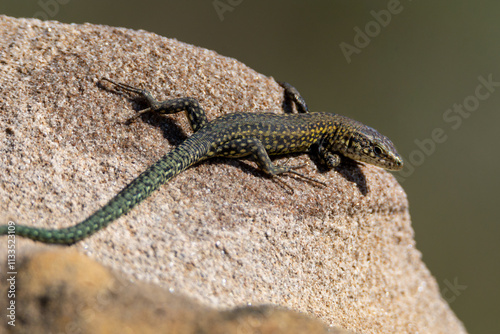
0 248 351 334
0 16 466 333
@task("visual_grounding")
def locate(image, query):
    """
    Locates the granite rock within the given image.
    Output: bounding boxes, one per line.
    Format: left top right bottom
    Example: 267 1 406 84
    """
0 248 351 334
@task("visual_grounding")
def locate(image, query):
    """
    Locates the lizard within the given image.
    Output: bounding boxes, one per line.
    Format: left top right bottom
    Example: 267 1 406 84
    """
0 78 403 244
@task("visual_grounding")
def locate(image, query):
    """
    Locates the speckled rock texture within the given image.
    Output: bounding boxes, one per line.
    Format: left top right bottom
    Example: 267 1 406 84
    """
0 248 352 334
0 16 467 333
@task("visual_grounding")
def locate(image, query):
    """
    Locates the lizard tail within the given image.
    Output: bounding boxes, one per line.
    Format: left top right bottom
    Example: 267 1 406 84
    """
0 136 210 244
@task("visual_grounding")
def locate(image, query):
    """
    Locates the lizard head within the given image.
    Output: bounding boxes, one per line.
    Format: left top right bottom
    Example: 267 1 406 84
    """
331 117 404 171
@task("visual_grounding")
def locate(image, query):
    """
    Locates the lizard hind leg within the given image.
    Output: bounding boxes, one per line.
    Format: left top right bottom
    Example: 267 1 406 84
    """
100 78 208 131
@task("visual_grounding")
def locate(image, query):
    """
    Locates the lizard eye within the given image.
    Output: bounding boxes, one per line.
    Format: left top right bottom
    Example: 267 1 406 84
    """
373 145 383 155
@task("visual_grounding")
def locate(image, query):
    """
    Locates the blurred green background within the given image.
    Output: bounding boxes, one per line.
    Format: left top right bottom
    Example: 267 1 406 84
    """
2 1 499 332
